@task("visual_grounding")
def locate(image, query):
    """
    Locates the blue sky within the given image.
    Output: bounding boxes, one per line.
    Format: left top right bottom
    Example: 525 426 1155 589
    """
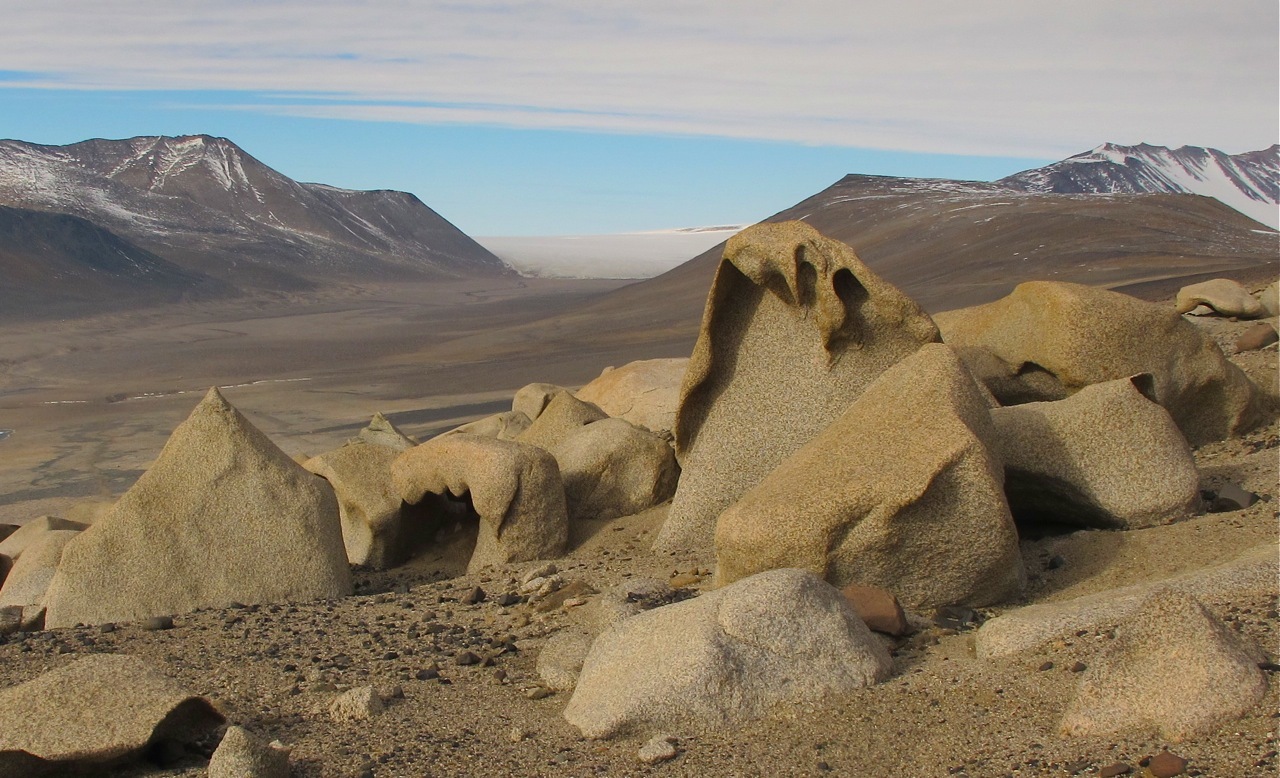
2 1 1276 235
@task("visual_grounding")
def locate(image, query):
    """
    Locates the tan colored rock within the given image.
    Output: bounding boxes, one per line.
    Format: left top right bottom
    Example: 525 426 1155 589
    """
564 568 892 739
355 411 416 450
990 375 1200 530
329 686 383 722
715 344 1022 609
1258 280 1279 317
304 440 406 569
840 583 908 636
936 281 1263 445
657 222 939 554
575 358 689 439
1061 590 1267 741
512 382 567 422
0 530 80 608
392 433 568 575
445 410 532 440
1175 278 1267 319
208 726 291 778
43 388 352 629
0 654 224 774
1235 322 1278 353
516 391 608 452
0 516 88 561
551 418 679 522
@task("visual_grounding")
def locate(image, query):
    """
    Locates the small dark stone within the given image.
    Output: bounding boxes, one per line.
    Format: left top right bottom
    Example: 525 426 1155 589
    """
1209 482 1259 512
816 762 831 772
495 593 521 607
455 651 480 666
1099 763 1132 777
1257 661 1280 672
1065 760 1090 774
1069 661 1087 673
415 667 439 680
932 605 982 631
381 651 399 661
139 616 174 631
461 587 486 605
1037 661 1054 671
1147 751 1188 777
99 623 116 633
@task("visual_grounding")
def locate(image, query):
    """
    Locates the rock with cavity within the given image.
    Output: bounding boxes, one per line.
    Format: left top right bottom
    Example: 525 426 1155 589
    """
550 418 679 522
0 530 80 608
0 654 224 774
392 433 567 574
990 374 1200 530
715 344 1022 609
575 358 689 439
516 391 608 453
564 568 892 739
1175 278 1267 319
1061 589 1267 741
42 388 352 629
936 281 1263 445
657 221 939 554
304 439 407 569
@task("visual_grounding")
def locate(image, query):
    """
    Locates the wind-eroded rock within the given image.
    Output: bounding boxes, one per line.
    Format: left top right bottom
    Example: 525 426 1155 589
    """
575 358 689 439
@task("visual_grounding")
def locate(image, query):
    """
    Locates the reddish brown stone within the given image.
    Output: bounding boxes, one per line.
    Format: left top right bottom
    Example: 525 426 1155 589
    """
1235 322 1279 353
1099 763 1131 777
840 583 908 636
1148 751 1188 777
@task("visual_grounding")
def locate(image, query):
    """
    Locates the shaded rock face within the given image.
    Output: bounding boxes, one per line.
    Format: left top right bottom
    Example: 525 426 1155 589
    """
511 382 567 422
936 281 1263 445
551 418 680 523
516 391 608 453
1061 590 1267 741
564 569 892 739
990 375 1200 530
304 440 408 569
1175 278 1267 319
575 358 690 439
714 344 1023 609
208 726 291 778
0 654 224 775
0 530 81 608
391 433 568 575
657 222 939 554
0 516 88 561
43 388 352 629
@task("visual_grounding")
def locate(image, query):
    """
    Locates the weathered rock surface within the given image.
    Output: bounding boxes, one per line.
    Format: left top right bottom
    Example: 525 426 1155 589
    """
0 530 80 608
0 654 223 775
975 544 1278 657
575 358 689 439
936 281 1263 445
512 382 567 422
536 629 595 691
841 583 908 637
42 388 352 629
550 418 679 522
0 516 88 561
564 568 893 739
1259 280 1280 317
715 344 1023 609
392 434 567 574
516 391 608 453
445 411 532 440
208 726 291 778
657 221 939 554
329 686 383 722
1175 278 1268 319
990 375 1200 530
354 411 416 451
305 439 406 569
1235 322 1278 353
1060 590 1267 741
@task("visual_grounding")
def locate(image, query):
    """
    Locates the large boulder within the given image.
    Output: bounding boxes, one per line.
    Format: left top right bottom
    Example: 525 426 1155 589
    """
550 418 680 522
516 391 608 452
1175 278 1268 319
1061 590 1267 741
0 654 224 775
990 374 1200 530
714 344 1023 609
935 281 1263 445
391 434 567 574
657 222 939 554
43 388 352 629
575 358 689 439
512 382 567 422
1259 280 1280 317
0 517 88 561
304 440 406 569
564 569 892 739
0 530 80 608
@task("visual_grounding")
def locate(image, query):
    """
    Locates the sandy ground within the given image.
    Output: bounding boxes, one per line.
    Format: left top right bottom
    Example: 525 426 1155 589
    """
0 281 1277 777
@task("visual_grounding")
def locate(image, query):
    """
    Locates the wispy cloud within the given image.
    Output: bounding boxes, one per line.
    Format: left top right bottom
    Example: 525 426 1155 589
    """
3 0 1275 156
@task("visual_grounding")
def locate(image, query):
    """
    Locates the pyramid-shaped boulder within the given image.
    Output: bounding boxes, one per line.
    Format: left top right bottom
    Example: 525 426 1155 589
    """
43 388 351 628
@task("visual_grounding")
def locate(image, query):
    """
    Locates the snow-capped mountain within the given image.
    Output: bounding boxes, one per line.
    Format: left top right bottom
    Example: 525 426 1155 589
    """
0 135 509 288
1002 143 1280 229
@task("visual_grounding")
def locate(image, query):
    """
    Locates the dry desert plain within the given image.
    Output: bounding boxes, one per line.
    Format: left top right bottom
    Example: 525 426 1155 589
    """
0 265 1277 778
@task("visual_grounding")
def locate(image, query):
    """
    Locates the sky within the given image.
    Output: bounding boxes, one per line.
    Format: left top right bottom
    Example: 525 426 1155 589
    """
1 1 1276 236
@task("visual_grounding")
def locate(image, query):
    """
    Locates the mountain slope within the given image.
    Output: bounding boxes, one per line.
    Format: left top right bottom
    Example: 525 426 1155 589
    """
0 135 510 289
1001 143 1279 228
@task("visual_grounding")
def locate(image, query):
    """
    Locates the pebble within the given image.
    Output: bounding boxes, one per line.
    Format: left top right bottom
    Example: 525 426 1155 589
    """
637 734 678 764
455 651 480 666
508 726 528 743
1098 763 1131 777
524 686 553 700
461 586 486 605
1147 751 1187 777
1069 661 1087 673
1037 661 1054 671
329 686 383 722
139 615 175 631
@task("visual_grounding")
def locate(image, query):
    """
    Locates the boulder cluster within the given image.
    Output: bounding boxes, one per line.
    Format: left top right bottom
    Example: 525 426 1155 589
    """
0 221 1275 774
